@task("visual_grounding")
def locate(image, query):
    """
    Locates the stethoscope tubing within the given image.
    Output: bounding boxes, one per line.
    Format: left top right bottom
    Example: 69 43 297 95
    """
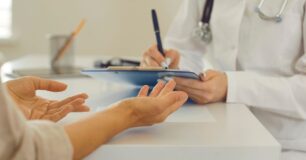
195 0 289 43
256 0 288 23
202 0 214 24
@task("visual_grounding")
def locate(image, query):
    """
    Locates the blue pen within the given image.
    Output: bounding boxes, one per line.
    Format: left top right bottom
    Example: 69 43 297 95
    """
151 9 171 69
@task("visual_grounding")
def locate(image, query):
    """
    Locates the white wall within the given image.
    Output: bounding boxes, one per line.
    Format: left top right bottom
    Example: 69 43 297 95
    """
0 0 182 59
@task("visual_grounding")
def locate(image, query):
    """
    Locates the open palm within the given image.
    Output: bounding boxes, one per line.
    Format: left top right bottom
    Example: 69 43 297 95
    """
5 76 89 122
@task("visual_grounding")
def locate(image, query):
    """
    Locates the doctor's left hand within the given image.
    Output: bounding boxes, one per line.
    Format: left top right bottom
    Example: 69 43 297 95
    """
174 70 228 104
5 76 90 122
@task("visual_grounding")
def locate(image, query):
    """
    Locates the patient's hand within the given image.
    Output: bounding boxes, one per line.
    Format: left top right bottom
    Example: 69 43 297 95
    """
5 76 89 122
118 79 188 127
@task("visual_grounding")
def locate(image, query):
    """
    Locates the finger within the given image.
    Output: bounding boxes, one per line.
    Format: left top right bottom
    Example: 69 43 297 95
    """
73 105 90 112
43 106 73 122
159 79 176 96
175 84 205 96
147 45 166 64
173 77 208 91
48 93 88 109
160 91 188 116
145 56 161 67
176 85 210 104
199 73 205 81
149 81 165 97
203 70 219 81
138 85 150 97
48 98 85 114
140 58 148 67
165 49 180 69
31 77 68 92
68 99 90 112
188 93 209 104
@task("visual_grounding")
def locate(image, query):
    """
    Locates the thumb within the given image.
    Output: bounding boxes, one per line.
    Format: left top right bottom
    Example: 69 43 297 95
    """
202 70 216 81
32 77 67 92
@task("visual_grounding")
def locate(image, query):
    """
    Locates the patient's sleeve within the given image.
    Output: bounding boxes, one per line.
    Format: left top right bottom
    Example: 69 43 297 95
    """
0 84 73 160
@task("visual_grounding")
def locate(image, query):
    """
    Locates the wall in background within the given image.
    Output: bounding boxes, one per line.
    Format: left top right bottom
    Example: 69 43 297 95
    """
0 0 182 59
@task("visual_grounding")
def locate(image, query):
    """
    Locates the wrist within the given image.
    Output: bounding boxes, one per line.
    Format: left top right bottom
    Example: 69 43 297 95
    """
106 99 137 130
223 72 228 102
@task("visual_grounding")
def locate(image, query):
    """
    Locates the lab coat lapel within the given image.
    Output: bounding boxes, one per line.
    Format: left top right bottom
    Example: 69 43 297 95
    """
210 0 246 70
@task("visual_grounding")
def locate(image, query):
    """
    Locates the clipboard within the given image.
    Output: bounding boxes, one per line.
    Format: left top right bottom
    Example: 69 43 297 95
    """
81 67 199 87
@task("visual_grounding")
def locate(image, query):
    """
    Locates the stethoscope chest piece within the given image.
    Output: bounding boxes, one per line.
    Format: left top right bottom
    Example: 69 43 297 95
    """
193 0 214 43
194 22 212 43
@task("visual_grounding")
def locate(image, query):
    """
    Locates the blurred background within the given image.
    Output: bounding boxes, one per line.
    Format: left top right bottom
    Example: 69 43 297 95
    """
0 0 182 60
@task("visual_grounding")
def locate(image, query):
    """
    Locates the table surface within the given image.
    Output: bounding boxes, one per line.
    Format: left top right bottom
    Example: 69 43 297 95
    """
1 55 281 160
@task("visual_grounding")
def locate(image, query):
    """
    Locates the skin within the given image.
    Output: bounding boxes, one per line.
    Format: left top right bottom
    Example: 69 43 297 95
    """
65 80 188 159
5 76 90 122
141 44 180 69
5 77 188 159
174 70 227 104
141 45 228 104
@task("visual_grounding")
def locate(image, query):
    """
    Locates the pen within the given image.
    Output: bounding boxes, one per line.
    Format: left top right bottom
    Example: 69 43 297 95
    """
52 19 86 64
151 9 171 69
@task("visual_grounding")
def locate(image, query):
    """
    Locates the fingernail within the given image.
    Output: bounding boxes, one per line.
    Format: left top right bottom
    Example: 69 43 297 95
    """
158 76 172 84
163 76 173 82
157 79 167 84
80 99 85 104
179 93 188 101
143 85 150 91
199 73 205 81
84 93 89 98
157 80 165 85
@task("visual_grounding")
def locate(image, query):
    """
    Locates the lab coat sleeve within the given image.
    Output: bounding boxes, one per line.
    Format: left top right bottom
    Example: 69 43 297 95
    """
227 3 306 120
164 0 206 74
226 72 306 120
0 84 73 160
226 4 306 120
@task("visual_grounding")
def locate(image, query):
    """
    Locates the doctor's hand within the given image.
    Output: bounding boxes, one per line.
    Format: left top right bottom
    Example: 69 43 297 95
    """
174 70 228 104
141 45 180 69
117 80 188 127
6 76 90 122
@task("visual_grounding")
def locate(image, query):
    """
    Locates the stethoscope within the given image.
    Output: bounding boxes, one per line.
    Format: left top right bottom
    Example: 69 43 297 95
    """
193 0 288 43
256 0 288 23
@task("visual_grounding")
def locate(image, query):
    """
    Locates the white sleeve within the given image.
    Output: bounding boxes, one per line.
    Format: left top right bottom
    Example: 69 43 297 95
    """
0 84 73 160
226 5 306 120
226 72 306 119
165 0 206 74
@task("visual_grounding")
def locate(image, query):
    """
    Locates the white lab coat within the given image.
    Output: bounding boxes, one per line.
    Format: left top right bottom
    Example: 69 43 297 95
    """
165 0 306 159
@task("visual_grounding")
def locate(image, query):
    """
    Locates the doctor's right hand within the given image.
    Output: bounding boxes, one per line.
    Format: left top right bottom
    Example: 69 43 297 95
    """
141 45 180 69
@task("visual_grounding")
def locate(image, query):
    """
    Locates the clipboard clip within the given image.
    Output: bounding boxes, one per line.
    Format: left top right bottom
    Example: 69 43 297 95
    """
94 58 140 68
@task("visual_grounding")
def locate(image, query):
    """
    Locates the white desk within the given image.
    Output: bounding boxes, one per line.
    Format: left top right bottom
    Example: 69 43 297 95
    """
2 55 281 160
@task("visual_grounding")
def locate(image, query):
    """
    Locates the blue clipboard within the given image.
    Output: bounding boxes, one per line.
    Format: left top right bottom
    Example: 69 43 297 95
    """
81 67 199 87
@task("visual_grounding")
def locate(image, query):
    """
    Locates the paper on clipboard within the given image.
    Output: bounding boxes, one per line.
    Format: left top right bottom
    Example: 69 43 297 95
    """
81 66 199 87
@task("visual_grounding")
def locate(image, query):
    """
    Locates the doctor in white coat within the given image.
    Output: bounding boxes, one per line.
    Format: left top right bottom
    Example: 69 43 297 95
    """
142 0 306 159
